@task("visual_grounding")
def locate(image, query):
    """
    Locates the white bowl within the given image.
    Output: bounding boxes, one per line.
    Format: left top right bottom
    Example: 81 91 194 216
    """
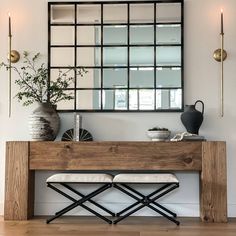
147 130 171 141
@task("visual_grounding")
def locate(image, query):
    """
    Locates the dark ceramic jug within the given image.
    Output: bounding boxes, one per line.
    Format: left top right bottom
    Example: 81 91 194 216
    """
180 100 204 135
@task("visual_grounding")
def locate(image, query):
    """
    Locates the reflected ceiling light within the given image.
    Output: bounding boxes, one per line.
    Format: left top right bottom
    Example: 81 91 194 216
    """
157 24 180 28
114 25 126 28
131 25 152 28
157 24 165 28
171 67 181 70
156 67 163 70
139 67 154 71
170 24 181 27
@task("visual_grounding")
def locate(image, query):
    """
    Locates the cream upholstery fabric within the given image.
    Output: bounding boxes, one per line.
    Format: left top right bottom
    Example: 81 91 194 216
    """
113 173 179 183
46 173 113 183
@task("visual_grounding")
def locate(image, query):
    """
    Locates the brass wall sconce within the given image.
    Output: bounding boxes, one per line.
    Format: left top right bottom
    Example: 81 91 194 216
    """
8 50 20 63
8 13 20 117
213 48 227 62
213 9 227 117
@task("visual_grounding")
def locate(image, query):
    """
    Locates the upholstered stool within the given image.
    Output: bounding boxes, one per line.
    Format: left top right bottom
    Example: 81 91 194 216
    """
46 173 114 224
113 173 180 225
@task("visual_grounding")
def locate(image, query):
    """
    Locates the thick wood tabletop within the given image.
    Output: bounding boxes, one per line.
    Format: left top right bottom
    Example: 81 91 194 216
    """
29 141 203 171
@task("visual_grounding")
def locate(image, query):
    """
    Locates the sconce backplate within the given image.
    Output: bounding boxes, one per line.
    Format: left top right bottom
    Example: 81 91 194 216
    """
213 49 227 62
8 50 20 63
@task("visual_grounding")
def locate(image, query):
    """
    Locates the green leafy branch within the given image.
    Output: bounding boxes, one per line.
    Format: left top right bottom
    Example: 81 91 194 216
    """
0 51 87 106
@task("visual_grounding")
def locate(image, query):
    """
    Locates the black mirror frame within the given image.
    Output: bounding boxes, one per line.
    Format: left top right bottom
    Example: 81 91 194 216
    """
48 0 184 112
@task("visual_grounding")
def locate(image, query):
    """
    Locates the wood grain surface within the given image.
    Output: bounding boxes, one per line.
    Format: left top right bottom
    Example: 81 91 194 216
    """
4 142 35 220
200 141 227 222
29 141 202 171
0 216 235 236
4 141 227 223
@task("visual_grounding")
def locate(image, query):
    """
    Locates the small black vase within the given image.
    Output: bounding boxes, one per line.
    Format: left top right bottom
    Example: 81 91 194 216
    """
180 100 204 135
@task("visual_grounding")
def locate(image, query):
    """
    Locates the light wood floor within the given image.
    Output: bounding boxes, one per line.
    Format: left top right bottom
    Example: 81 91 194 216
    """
0 216 236 236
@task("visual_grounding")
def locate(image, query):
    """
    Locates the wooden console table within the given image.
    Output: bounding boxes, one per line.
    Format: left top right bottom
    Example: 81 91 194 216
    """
4 141 227 222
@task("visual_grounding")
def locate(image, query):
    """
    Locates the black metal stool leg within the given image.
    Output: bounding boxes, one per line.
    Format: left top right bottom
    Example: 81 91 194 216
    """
116 201 140 217
46 183 112 224
61 183 115 217
113 183 180 225
47 184 112 224
147 184 172 198
148 204 180 225
152 202 177 218
113 204 145 224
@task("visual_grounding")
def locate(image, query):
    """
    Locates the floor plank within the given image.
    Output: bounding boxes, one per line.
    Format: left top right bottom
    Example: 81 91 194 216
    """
0 216 235 236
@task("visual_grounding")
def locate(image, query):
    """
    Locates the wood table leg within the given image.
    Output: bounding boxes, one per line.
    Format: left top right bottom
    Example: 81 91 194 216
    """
200 141 227 222
4 141 35 220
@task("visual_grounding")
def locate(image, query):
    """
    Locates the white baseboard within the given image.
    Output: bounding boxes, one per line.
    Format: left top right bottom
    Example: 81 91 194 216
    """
35 201 200 217
228 204 236 217
1 201 236 217
35 202 236 217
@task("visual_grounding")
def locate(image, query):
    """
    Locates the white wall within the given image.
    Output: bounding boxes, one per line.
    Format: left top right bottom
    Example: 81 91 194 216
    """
0 0 236 217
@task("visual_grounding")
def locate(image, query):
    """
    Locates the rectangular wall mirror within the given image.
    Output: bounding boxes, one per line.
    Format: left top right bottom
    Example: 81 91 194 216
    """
48 0 184 112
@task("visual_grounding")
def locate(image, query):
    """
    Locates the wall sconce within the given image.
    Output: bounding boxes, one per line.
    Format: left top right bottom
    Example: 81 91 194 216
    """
213 9 227 117
8 13 20 117
8 50 20 63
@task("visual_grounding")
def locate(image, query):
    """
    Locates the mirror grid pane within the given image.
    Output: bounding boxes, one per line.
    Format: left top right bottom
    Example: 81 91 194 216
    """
48 1 183 112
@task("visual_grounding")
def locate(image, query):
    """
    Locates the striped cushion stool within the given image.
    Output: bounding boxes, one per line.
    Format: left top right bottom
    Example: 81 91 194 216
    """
113 173 180 225
46 173 114 224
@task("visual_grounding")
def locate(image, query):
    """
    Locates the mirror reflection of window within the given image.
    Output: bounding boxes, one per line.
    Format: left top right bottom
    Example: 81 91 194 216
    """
156 3 181 23
139 90 155 110
129 89 155 110
156 67 181 88
77 47 101 67
51 48 74 67
114 88 127 110
77 26 101 45
77 69 101 88
102 89 127 110
156 46 181 66
77 5 101 24
130 67 154 88
103 4 127 23
156 90 162 109
50 69 74 89
129 90 138 110
130 4 154 23
130 47 154 66
130 25 154 44
103 47 127 66
103 69 127 88
170 89 182 109
57 91 74 110
51 26 74 45
156 89 182 109
104 26 127 45
51 5 75 23
156 24 181 44
49 1 183 112
77 90 101 110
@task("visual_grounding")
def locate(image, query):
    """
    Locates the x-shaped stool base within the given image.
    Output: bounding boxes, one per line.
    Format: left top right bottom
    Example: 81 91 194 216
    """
46 183 114 224
113 183 180 225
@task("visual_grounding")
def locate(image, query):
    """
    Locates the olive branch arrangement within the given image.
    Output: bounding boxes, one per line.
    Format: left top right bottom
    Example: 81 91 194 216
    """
0 51 87 106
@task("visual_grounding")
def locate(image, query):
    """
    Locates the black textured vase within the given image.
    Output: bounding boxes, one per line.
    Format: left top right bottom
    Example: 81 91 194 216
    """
180 100 204 135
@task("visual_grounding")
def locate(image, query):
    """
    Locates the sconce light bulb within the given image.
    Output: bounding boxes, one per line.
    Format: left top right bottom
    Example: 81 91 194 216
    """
221 8 223 13
8 12 11 17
